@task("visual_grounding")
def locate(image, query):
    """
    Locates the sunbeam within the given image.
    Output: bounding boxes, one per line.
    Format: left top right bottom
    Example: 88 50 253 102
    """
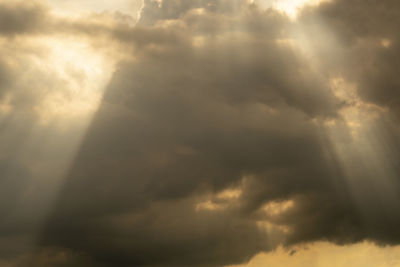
0 1 143 264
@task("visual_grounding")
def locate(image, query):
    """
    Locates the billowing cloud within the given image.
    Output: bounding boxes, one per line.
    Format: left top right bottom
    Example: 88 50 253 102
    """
1 0 400 266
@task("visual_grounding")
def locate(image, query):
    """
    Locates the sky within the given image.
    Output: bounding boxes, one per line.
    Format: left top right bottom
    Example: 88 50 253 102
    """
0 0 400 266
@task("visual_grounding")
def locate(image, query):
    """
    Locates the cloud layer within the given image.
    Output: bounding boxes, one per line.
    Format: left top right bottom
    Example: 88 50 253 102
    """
1 0 400 266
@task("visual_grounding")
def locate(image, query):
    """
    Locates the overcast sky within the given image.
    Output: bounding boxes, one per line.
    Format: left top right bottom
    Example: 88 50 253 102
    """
1 0 400 266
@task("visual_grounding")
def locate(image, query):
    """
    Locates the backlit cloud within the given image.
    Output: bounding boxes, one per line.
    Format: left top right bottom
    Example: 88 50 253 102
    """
1 0 400 266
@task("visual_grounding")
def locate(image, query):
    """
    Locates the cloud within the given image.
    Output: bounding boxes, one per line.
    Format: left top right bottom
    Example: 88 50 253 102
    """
36 1 344 266
302 0 400 113
0 1 48 36
1 0 400 266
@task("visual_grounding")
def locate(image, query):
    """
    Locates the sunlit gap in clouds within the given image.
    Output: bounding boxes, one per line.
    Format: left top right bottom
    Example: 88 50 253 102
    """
35 37 112 125
251 0 330 19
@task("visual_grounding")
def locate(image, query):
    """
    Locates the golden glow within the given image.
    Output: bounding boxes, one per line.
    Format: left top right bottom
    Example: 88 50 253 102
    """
381 38 392 48
262 199 294 216
274 0 329 18
196 188 242 211
329 77 386 138
33 37 114 126
217 188 242 199
227 242 400 267
0 95 12 114
254 0 329 19
255 200 294 242
256 221 291 236
196 200 225 211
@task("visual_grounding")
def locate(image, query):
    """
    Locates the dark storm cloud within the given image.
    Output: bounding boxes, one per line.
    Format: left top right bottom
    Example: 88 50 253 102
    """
2 0 400 266
36 1 344 266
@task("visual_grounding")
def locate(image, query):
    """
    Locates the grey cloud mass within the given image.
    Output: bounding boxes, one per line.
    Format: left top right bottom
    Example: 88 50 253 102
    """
303 0 400 113
1 0 400 266
0 1 48 36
